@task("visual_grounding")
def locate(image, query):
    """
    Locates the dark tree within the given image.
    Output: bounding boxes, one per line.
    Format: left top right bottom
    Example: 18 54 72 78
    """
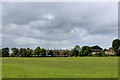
103 49 108 51
74 45 80 51
11 48 19 57
19 48 23 56
2 47 9 57
26 48 32 57
93 52 102 57
80 46 91 56
91 45 102 50
56 51 60 56
18 48 27 57
40 48 46 56
34 46 41 56
47 50 53 56
22 48 27 57
112 39 120 56
71 48 79 57
84 50 90 56
0 49 2 56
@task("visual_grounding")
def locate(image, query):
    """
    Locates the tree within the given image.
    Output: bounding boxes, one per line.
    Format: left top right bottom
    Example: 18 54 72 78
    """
2 47 9 57
47 50 53 56
93 50 106 57
84 50 90 56
0 49 2 56
74 45 80 51
18 48 27 57
100 50 105 54
11 48 19 57
93 52 102 57
103 49 108 51
40 48 46 56
71 48 79 57
71 45 80 57
22 48 27 57
112 39 120 56
26 48 32 57
19 48 23 56
34 46 41 56
80 46 91 56
91 45 102 50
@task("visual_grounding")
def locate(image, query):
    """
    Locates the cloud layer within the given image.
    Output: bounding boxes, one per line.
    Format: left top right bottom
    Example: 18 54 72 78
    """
2 2 118 49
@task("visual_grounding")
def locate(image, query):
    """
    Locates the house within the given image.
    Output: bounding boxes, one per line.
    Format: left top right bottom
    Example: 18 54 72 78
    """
105 47 116 55
91 49 101 55
46 49 71 56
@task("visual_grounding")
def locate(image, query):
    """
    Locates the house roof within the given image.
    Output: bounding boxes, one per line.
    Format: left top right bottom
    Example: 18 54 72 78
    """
91 49 101 52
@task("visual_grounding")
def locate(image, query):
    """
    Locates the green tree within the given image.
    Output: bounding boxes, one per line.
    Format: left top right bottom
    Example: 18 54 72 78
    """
26 48 32 57
91 45 102 50
19 48 23 56
71 48 79 57
93 52 102 57
0 49 2 56
84 50 90 56
80 46 91 56
47 50 53 56
18 48 27 57
22 48 27 56
93 50 106 57
2 47 9 57
103 49 108 51
40 48 46 56
112 39 120 56
11 48 19 57
0 49 2 53
74 45 80 51
34 46 41 56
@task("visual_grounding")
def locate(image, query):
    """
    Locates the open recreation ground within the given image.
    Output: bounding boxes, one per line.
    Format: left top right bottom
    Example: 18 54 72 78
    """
2 57 118 78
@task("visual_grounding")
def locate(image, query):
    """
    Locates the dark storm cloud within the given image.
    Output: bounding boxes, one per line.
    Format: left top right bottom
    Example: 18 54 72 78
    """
2 2 118 49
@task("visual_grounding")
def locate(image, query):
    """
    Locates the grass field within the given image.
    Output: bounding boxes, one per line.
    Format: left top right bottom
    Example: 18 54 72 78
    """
2 57 118 78
0 58 2 79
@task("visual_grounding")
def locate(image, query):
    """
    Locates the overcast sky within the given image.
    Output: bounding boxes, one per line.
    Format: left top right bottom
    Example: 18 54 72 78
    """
2 2 118 49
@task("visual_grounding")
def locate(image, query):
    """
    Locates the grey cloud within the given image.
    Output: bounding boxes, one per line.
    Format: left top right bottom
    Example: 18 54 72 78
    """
2 2 118 49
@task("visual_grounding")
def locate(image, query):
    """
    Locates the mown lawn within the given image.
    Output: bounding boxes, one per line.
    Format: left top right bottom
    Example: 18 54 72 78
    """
2 57 118 78
0 57 2 79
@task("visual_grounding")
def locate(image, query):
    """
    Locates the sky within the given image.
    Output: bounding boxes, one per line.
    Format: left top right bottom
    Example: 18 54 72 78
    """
1 2 118 49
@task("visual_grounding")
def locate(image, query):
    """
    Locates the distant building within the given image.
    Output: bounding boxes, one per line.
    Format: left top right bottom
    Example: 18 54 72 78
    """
91 49 101 55
46 49 71 56
105 47 116 55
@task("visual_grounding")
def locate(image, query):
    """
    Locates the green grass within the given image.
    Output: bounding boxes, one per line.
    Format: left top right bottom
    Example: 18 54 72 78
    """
2 57 118 78
0 57 2 79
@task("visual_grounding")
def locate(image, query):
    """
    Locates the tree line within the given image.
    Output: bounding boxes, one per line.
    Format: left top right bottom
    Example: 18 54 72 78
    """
1 39 120 57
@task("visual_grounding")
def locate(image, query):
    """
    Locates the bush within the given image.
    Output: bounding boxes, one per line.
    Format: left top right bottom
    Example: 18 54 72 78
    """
40 52 46 56
101 54 108 57
93 52 102 57
87 53 92 56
